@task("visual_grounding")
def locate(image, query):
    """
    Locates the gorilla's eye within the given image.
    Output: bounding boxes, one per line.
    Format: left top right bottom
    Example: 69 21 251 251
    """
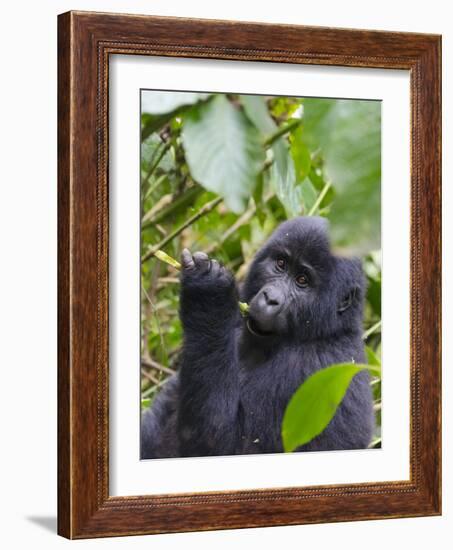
275 258 286 272
296 274 309 288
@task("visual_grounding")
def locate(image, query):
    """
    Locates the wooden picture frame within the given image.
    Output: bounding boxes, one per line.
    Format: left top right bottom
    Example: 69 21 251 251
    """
57 10 441 539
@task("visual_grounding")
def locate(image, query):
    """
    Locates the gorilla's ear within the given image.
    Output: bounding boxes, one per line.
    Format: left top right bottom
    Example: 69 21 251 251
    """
337 287 357 313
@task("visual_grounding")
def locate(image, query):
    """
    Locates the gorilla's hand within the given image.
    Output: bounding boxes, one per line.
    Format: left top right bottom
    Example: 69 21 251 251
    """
179 249 237 332
180 249 235 292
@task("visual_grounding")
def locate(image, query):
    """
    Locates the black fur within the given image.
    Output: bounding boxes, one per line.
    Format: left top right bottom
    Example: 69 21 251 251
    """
141 217 374 458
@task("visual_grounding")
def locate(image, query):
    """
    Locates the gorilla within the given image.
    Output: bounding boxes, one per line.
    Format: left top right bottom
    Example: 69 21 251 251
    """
141 216 374 458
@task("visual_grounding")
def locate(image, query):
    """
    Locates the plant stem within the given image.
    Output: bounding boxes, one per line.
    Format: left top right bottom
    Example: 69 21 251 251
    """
363 320 382 341
143 173 167 202
142 185 203 230
264 119 301 147
141 196 223 263
142 141 172 188
141 368 160 385
308 180 332 216
204 192 274 255
141 357 175 375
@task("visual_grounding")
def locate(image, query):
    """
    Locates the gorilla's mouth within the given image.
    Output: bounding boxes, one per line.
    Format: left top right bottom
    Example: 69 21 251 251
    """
246 318 274 337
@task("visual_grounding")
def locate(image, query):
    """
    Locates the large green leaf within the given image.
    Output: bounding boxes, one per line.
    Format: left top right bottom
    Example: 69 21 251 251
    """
141 91 210 115
282 362 379 452
182 95 265 213
302 99 381 252
241 95 275 135
241 95 302 217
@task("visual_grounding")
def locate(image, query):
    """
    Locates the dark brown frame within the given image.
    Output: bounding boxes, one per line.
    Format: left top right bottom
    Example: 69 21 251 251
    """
58 10 442 539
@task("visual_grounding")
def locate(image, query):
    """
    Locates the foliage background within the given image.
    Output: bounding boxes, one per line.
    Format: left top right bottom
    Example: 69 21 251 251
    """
140 91 382 448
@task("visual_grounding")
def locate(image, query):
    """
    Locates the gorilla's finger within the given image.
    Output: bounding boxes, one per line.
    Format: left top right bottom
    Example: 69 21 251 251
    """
209 259 221 277
181 248 195 269
193 251 211 272
193 251 208 261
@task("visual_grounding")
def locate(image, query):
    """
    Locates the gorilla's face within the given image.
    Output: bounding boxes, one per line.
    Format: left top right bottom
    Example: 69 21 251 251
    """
242 217 364 342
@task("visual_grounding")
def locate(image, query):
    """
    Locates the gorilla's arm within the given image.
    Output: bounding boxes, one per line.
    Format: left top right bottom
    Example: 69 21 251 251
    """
177 250 241 456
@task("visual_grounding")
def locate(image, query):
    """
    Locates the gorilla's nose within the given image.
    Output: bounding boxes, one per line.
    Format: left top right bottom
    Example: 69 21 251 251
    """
263 288 281 308
248 285 285 334
256 285 284 316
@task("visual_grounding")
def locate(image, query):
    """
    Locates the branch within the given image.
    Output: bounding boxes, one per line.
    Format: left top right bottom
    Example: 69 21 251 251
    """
141 195 223 263
204 192 274 255
308 180 332 216
142 185 203 230
142 173 167 202
142 193 173 226
264 119 301 147
363 320 382 341
205 206 255 255
141 368 160 385
141 357 175 376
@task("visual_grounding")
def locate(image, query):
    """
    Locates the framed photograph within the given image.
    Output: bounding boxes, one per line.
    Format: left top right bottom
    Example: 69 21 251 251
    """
58 11 441 539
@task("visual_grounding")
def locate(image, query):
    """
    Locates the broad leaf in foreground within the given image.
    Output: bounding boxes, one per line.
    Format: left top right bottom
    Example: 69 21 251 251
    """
282 362 380 452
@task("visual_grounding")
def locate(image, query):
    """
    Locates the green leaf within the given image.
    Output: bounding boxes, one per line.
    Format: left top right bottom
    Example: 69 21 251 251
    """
142 91 210 115
141 113 177 141
366 277 382 317
241 95 301 217
302 99 381 252
269 143 302 218
141 398 151 410
298 178 318 213
365 346 381 367
182 95 265 213
141 134 174 173
253 173 264 206
282 363 375 452
241 95 276 135
290 126 311 182
141 92 211 140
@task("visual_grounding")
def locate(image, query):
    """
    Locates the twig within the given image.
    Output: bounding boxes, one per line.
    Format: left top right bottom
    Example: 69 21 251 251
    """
141 196 223 263
363 320 382 341
142 174 167 202
141 262 161 362
308 180 332 216
205 206 255 255
205 192 274 255
142 194 173 225
142 377 169 398
142 284 168 365
141 368 160 385
264 119 301 147
141 357 175 376
157 276 180 288
142 185 203 230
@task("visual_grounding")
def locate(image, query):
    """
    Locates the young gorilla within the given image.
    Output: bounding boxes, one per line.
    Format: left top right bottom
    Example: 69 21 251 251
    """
141 217 374 458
